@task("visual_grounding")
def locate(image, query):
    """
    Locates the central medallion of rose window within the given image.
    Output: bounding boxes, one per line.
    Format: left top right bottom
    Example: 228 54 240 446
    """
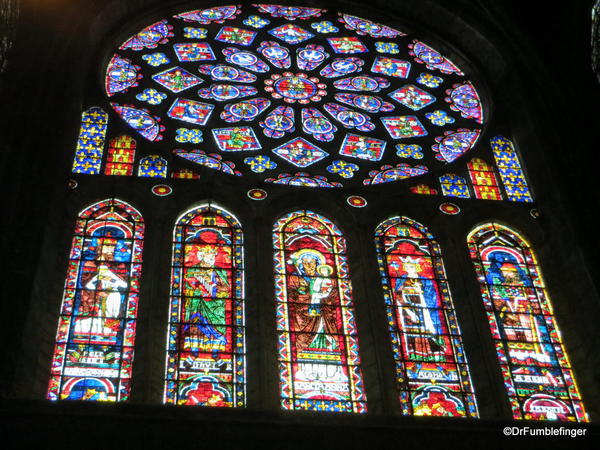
264 72 327 104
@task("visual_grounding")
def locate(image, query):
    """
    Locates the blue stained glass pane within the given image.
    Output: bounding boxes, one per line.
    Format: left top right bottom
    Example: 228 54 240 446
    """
72 107 108 175
491 136 533 202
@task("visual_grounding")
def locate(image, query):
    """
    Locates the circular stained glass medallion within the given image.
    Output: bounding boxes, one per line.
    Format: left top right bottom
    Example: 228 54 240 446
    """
247 188 268 200
347 195 367 208
265 72 326 102
105 4 485 189
151 184 173 196
439 202 460 215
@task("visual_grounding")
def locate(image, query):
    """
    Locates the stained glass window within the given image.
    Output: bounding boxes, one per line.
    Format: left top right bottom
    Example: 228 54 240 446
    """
490 136 533 203
409 184 437 195
105 135 136 176
137 154 167 178
375 216 478 417
173 149 241 176
172 168 200 179
467 157 502 200
165 204 245 407
273 210 367 412
72 107 108 175
99 4 486 189
48 199 144 401
439 173 470 198
467 223 587 421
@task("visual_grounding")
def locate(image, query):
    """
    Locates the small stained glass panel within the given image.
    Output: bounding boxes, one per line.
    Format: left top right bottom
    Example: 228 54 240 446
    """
440 174 470 198
105 135 136 176
467 157 502 200
138 155 167 178
490 136 533 202
72 107 108 175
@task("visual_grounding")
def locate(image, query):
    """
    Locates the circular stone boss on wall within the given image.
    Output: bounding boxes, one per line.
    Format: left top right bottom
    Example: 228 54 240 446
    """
104 4 485 189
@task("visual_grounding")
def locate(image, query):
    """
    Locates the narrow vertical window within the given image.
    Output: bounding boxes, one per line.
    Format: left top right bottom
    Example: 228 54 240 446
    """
490 136 533 202
467 223 587 421
105 135 136 176
375 216 478 417
72 107 108 175
273 210 367 413
165 204 245 407
467 158 502 200
48 199 144 401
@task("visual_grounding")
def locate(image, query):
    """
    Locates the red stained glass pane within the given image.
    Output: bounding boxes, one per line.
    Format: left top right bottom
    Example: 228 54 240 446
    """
467 157 502 200
105 135 136 176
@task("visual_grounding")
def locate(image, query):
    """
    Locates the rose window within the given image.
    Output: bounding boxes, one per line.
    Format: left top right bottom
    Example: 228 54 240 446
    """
104 4 485 188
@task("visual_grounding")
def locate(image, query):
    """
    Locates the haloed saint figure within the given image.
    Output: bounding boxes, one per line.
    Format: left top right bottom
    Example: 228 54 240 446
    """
387 247 446 361
375 219 478 417
165 207 245 407
48 200 143 404
287 249 339 357
485 250 549 363
73 229 130 345
181 231 232 353
276 211 368 412
283 241 354 407
468 224 588 421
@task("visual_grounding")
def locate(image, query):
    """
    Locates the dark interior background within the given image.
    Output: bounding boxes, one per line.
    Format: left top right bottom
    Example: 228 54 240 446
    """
1 0 599 447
